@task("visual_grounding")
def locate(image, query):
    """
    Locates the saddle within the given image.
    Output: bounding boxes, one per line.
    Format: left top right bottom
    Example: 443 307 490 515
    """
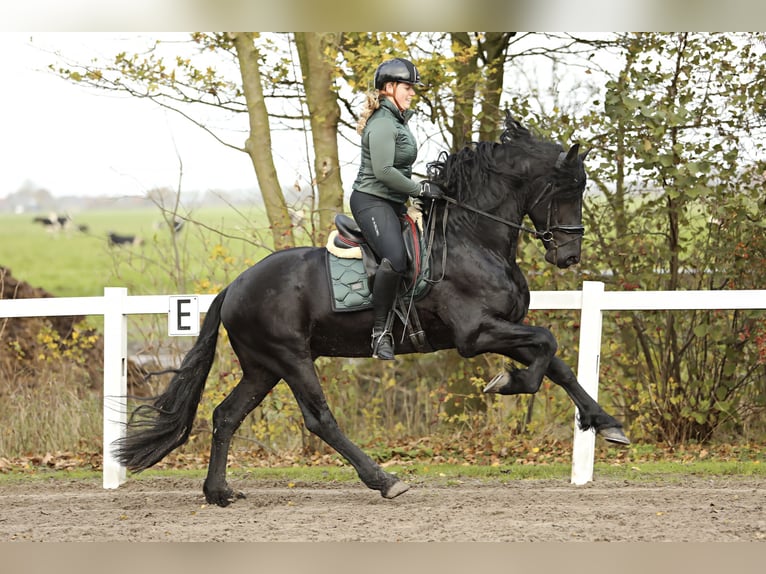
328 209 424 291
325 207 431 350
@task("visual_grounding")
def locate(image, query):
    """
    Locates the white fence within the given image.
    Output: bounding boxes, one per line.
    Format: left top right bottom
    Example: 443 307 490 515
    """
1 282 764 489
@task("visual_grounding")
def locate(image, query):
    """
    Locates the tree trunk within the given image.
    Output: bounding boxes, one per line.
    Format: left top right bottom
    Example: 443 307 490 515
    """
478 33 515 142
449 33 479 150
449 33 515 148
230 32 295 251
294 32 345 245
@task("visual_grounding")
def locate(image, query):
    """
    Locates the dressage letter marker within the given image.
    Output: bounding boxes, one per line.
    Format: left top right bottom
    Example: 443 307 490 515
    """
168 296 199 336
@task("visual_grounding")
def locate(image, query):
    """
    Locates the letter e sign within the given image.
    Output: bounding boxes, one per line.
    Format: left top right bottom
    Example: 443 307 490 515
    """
168 296 200 336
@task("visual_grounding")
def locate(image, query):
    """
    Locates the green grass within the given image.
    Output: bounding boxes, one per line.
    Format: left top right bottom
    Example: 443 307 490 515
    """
0 202 273 298
1 460 762 486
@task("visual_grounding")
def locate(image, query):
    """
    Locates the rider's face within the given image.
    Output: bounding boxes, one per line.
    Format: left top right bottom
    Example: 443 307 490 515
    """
384 82 416 110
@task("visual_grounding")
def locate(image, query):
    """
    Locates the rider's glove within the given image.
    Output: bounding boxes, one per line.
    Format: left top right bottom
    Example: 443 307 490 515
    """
418 181 445 200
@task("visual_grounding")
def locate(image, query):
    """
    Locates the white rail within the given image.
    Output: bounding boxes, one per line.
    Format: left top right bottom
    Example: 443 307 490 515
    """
1 283 764 489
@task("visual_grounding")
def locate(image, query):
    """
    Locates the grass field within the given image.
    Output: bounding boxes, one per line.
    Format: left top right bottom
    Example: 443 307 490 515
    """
0 201 274 298
0 459 762 485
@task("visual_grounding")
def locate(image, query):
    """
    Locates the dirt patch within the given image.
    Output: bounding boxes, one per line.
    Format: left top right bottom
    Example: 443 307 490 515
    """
0 266 102 389
0 266 151 395
0 476 762 542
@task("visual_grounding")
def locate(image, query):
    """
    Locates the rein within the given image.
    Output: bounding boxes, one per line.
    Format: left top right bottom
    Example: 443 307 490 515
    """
440 195 545 239
420 179 585 285
439 185 585 245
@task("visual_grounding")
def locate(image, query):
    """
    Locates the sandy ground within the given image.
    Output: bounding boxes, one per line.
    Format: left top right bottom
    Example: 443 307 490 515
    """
0 475 763 542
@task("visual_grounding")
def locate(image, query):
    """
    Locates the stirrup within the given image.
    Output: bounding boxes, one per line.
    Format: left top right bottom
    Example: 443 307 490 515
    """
371 330 395 360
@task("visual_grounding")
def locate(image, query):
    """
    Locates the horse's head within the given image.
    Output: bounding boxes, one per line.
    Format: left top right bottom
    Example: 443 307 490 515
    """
427 114 589 269
525 143 588 269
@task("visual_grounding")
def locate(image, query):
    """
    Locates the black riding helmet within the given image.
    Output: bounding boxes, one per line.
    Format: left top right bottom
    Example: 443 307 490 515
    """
374 58 424 90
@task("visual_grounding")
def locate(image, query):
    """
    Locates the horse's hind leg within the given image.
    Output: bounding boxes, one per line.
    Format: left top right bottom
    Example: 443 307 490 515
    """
203 366 280 507
282 359 409 499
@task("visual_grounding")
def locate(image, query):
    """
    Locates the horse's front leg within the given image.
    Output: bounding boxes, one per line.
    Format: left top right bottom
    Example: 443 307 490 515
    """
472 323 559 395
544 356 629 444
484 343 630 445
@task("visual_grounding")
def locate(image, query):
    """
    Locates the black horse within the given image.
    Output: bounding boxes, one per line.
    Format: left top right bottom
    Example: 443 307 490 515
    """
115 114 629 506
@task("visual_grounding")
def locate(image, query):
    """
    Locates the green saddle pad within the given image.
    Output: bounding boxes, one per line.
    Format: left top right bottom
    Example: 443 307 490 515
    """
326 253 430 312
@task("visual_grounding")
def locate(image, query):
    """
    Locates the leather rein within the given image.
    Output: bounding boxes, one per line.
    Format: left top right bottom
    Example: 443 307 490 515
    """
440 184 585 246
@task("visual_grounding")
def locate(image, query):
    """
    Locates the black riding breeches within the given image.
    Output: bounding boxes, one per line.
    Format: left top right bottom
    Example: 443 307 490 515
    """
349 191 408 274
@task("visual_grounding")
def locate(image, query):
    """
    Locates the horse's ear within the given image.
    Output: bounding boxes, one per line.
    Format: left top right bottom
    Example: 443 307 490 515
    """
565 143 580 163
501 111 530 143
555 143 582 168
579 148 589 162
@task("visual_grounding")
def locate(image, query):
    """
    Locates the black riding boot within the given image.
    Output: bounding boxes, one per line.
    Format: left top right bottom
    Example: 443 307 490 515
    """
371 258 401 360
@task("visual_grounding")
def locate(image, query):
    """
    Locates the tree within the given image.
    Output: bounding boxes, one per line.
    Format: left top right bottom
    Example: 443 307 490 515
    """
446 32 515 148
229 32 294 250
293 33 345 243
579 32 766 443
54 33 305 250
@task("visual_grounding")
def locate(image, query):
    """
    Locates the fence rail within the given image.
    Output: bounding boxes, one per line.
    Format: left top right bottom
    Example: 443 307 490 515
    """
1 283 764 489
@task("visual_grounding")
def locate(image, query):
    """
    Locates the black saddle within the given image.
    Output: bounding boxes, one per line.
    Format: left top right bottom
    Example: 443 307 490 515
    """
329 212 431 351
334 214 367 247
332 213 423 291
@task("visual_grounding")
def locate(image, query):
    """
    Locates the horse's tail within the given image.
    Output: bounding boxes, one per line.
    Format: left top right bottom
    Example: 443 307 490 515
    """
114 286 229 471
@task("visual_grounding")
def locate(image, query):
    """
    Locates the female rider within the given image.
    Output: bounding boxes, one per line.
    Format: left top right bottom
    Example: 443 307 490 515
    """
350 57 445 360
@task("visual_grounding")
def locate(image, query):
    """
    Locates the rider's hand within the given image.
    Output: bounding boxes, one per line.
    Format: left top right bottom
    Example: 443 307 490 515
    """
418 181 445 200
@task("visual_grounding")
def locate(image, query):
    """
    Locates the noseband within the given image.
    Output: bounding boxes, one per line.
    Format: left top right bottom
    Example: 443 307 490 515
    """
534 185 585 248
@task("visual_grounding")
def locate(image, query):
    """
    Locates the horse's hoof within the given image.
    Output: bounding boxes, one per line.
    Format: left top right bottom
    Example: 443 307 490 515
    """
483 371 510 393
205 489 246 507
382 480 410 499
599 427 631 445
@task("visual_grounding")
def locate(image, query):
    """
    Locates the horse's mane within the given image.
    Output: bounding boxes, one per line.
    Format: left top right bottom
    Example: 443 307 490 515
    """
426 142 504 205
426 115 572 211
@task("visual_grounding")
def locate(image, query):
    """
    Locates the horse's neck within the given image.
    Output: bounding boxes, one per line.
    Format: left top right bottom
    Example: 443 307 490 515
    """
433 214 522 274
441 203 524 259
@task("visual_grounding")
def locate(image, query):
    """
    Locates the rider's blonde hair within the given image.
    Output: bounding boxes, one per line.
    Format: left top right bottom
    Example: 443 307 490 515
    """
356 90 382 135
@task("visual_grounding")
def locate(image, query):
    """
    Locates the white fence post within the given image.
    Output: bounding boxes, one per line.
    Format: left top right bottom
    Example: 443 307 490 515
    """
571 280 605 485
102 287 127 489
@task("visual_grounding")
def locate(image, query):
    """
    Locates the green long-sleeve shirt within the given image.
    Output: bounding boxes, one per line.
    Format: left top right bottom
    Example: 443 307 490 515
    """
352 98 420 203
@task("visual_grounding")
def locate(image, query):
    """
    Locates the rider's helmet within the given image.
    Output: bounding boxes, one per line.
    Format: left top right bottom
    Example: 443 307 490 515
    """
374 58 424 90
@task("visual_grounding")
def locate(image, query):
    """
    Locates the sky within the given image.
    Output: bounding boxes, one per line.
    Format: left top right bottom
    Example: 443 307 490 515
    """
0 33 260 199
2 25 762 201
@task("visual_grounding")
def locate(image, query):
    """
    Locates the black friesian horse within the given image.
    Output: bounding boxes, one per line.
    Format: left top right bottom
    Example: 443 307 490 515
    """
116 114 629 506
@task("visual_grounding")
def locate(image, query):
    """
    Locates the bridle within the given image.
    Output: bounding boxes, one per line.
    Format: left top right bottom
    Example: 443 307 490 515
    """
422 150 585 285
441 190 583 247
438 152 586 248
